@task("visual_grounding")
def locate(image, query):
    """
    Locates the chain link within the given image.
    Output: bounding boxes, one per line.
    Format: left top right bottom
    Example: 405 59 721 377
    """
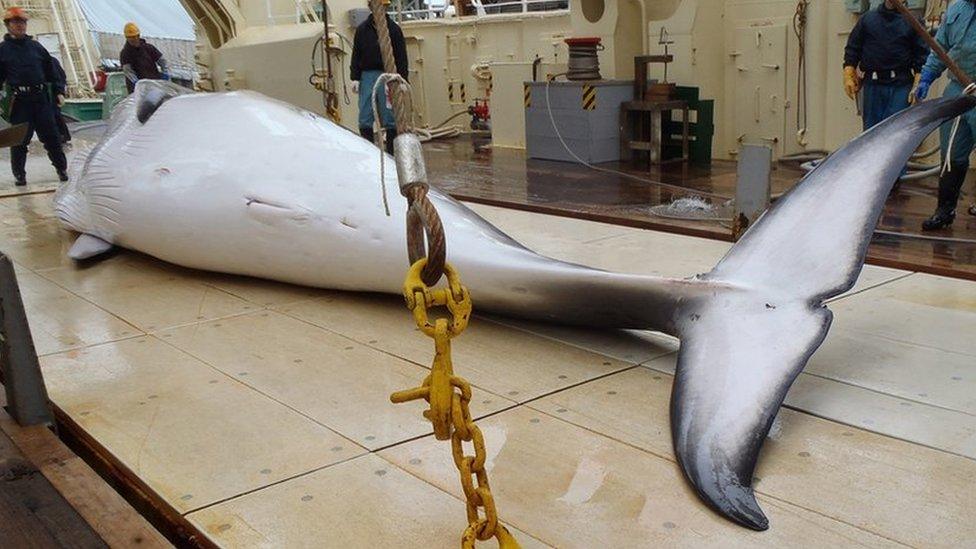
365 1 514 543
391 259 520 549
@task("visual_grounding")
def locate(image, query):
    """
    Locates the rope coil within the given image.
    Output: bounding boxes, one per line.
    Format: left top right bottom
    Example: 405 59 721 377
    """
565 40 603 81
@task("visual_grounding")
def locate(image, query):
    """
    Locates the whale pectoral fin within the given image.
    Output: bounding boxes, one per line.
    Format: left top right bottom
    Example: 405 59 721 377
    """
134 80 189 124
671 297 831 531
68 234 114 260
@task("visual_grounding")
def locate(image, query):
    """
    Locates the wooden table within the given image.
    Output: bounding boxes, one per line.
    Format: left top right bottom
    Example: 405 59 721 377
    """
619 99 690 167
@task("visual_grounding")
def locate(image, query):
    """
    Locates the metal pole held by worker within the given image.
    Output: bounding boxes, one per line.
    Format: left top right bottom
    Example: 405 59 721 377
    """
890 0 973 87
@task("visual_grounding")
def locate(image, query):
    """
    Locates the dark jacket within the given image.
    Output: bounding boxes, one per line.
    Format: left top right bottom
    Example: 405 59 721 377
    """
120 39 163 92
350 16 408 81
0 34 64 94
844 3 929 82
51 56 67 92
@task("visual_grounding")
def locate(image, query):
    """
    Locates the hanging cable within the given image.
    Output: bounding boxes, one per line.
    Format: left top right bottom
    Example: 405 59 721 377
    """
792 0 809 146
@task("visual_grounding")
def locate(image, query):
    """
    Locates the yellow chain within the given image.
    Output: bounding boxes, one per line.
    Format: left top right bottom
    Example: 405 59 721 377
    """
391 259 521 549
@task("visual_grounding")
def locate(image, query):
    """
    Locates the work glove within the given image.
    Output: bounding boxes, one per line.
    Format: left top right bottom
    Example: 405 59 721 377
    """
161 73 171 81
912 69 938 102
56 94 65 107
351 80 359 94
908 72 922 104
843 65 861 100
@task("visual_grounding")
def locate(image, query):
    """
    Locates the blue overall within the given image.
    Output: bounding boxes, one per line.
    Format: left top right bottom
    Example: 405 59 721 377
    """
357 69 395 130
861 81 912 131
938 80 976 164
924 1 976 164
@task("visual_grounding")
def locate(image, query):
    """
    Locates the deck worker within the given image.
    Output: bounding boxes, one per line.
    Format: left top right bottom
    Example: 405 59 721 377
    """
349 0 408 155
843 0 929 131
914 0 976 229
51 56 69 144
120 22 169 94
0 6 68 186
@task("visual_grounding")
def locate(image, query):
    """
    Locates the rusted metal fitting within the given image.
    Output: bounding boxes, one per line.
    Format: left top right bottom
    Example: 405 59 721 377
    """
393 132 428 192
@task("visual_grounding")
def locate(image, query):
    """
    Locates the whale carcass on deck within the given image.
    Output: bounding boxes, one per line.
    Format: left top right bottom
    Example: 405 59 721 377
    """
54 81 976 531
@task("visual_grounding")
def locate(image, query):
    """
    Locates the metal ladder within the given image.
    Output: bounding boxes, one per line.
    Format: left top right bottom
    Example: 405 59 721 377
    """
3 0 99 98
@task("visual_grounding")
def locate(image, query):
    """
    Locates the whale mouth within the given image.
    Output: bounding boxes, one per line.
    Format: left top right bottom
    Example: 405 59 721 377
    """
245 195 291 209
244 195 312 225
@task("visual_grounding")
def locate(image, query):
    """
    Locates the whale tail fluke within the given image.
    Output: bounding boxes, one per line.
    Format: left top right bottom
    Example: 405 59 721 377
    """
670 95 976 530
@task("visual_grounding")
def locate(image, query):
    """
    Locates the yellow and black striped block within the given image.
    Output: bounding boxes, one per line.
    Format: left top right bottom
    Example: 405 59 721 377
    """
460 83 467 102
448 82 454 102
582 84 596 110
524 84 531 108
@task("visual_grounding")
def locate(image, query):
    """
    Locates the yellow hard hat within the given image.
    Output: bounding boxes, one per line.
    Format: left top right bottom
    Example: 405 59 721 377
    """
3 7 29 22
123 22 140 38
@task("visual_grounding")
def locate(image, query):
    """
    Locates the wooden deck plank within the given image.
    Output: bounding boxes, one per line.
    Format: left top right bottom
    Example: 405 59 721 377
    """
381 406 900 548
0 417 108 548
186 454 550 548
159 310 514 450
525 366 975 547
38 336 364 513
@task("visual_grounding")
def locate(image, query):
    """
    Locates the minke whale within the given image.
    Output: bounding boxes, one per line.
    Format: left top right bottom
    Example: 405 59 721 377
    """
55 81 976 531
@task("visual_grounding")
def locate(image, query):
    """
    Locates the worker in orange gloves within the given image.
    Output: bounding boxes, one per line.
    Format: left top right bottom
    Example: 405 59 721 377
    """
843 0 929 130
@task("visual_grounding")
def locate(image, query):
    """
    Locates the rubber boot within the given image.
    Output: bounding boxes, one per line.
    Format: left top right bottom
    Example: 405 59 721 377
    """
385 128 396 156
922 163 967 230
45 143 67 180
10 144 27 186
359 126 374 144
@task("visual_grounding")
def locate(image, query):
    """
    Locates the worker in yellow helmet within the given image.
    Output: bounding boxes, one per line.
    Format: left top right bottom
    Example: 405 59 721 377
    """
350 0 408 155
119 21 169 93
0 6 68 185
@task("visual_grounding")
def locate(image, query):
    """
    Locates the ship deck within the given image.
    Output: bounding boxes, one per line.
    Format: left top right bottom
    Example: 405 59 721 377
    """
425 136 976 281
0 143 973 547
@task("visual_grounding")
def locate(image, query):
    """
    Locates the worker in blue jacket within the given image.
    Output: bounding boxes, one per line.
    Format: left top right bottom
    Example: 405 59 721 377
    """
843 0 929 131
913 0 976 229
0 7 67 185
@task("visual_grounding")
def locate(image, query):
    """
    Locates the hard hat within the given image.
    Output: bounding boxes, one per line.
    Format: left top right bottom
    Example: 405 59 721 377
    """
123 22 140 38
3 7 28 22
381 0 391 5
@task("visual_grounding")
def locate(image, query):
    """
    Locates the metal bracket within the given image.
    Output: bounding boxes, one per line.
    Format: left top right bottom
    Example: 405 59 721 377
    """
732 145 772 240
0 253 53 426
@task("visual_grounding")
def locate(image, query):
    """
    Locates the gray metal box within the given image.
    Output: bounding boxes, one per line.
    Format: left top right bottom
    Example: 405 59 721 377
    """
524 80 633 164
348 8 371 28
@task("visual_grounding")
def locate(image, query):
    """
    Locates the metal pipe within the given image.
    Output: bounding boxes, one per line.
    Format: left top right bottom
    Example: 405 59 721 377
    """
65 0 98 96
890 0 973 86
631 0 647 55
47 1 82 96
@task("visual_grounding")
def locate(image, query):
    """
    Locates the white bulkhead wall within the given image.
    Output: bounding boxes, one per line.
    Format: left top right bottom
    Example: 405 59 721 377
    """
202 0 570 132
572 0 867 160
189 0 901 159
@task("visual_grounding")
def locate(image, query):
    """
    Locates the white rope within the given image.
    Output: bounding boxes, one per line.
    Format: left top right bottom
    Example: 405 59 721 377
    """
942 83 976 175
543 75 731 200
370 72 412 216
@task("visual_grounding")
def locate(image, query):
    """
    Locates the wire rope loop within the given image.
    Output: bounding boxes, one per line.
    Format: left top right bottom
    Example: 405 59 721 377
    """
406 194 447 286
